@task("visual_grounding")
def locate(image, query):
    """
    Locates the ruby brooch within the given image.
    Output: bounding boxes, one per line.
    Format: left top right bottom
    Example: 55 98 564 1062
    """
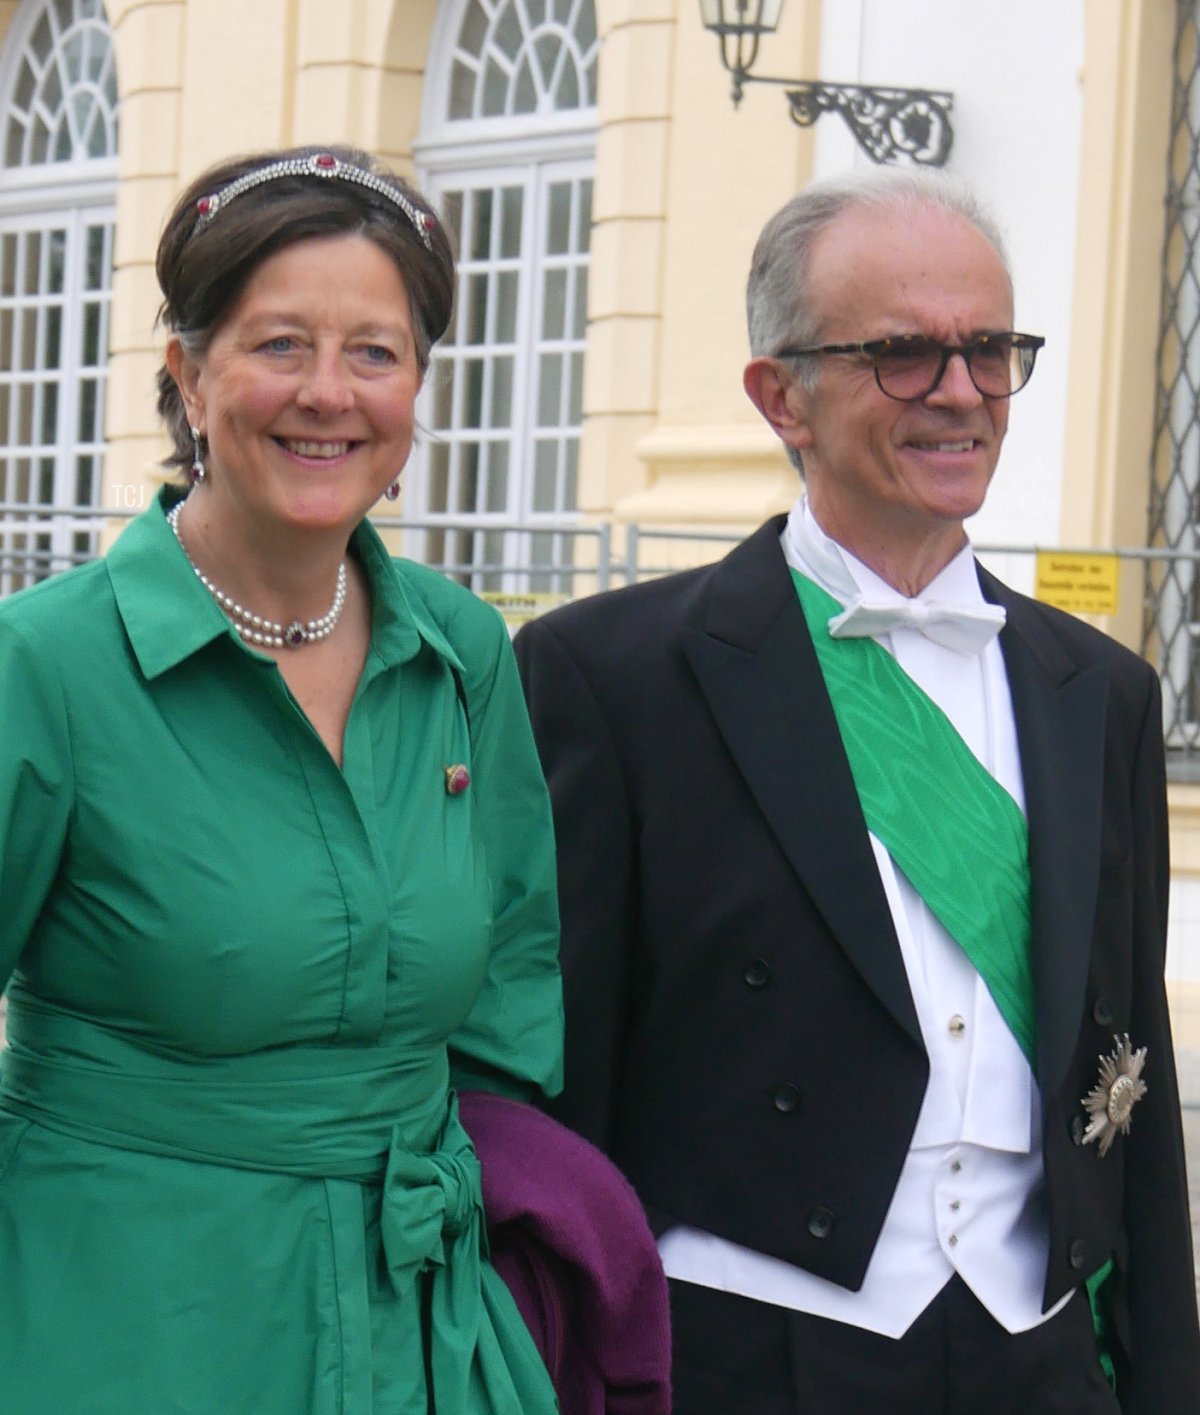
1081 1034 1148 1157
444 764 471 796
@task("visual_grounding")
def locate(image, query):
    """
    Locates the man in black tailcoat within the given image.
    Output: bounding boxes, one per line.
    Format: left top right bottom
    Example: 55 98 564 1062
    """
515 169 1200 1414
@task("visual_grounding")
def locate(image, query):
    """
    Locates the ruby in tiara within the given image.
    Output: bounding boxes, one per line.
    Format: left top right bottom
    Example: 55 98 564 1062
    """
189 155 436 252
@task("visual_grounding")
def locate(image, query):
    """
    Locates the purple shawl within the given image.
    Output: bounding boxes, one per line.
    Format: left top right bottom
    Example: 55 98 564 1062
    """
458 1090 671 1415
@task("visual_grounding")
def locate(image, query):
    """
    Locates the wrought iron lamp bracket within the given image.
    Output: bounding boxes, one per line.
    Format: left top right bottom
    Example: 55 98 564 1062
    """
736 75 954 167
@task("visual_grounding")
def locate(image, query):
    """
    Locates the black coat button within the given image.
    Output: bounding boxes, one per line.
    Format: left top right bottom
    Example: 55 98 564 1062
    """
744 959 771 988
1092 997 1115 1027
1070 1115 1086 1146
772 1082 801 1114
1068 1239 1087 1270
807 1206 836 1239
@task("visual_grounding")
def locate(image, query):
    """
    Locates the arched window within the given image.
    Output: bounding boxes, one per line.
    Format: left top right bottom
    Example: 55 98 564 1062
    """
0 0 117 595
412 0 598 593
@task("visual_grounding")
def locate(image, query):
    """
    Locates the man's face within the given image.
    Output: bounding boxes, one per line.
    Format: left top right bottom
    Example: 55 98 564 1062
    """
786 201 1015 574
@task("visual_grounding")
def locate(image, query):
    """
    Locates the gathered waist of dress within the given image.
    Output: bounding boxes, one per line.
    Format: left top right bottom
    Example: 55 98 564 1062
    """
0 999 450 1182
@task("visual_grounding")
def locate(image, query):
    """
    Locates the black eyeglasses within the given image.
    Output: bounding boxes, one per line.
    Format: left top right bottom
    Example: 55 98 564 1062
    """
773 331 1046 402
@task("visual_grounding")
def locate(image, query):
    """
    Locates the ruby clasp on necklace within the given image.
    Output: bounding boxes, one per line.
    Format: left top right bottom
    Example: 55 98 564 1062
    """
167 499 347 649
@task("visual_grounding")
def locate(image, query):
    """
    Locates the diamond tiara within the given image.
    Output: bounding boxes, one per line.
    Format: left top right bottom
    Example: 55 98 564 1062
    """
191 152 436 252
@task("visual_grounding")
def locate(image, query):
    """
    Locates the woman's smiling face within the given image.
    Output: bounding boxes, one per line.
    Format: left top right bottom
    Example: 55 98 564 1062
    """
169 232 422 538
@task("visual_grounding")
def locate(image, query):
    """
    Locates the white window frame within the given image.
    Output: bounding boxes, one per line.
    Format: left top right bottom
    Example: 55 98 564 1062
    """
0 0 117 593
408 0 598 593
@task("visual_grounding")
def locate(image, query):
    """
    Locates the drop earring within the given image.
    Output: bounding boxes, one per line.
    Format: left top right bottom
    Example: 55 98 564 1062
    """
385 479 401 502
190 426 207 485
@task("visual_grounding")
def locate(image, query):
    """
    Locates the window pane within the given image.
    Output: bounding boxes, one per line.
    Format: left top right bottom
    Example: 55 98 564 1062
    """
538 353 563 426
21 233 40 297
85 225 106 291
470 191 494 262
464 359 485 428
533 440 558 511
428 440 450 512
578 180 593 247
485 442 509 511
432 362 454 429
483 58 508 117
546 183 572 256
41 380 58 444
459 0 488 55
14 59 35 115
76 453 96 504
542 269 567 340
572 267 589 339
564 438 579 510
491 355 514 426
514 57 537 115
0 234 15 297
465 272 488 344
495 271 519 343
449 59 475 121
44 304 61 366
42 62 63 119
500 187 523 259
554 58 580 112
48 229 67 294
78 378 96 440
458 442 480 513
20 313 37 372
535 35 558 81
495 3 522 59
82 303 101 365
568 351 583 424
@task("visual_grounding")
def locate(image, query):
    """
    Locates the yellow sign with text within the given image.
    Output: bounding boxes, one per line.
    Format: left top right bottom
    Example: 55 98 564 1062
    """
479 591 571 629
1034 552 1119 615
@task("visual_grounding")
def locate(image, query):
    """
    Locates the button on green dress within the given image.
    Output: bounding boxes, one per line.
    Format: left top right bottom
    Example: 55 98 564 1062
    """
0 493 563 1414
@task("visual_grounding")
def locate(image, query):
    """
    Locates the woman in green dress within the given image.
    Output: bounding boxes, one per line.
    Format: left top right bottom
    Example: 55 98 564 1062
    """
0 146 563 1413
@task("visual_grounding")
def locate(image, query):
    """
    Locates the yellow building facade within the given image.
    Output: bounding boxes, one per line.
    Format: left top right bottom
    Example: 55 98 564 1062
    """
2 0 1200 1022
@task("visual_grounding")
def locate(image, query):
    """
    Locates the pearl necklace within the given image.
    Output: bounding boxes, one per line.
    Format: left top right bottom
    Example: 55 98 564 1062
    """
167 500 348 649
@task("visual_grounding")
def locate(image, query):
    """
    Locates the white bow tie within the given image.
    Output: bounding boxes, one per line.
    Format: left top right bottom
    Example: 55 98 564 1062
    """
827 596 1007 656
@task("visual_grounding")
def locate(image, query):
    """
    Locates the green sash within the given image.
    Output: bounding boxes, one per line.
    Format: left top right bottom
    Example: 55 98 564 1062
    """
791 569 1116 1386
790 568 1036 1065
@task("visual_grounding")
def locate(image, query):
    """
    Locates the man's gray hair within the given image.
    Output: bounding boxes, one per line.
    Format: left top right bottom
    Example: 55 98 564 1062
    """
745 168 1012 374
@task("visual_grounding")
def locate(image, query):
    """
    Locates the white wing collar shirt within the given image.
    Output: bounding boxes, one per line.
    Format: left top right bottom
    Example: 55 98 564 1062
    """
657 497 1071 1337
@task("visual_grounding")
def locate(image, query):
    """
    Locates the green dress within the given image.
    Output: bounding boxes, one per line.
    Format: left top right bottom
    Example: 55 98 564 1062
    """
0 492 563 1414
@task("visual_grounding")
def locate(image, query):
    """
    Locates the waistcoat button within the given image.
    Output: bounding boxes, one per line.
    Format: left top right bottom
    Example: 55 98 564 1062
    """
744 959 771 988
772 1082 801 1114
807 1206 836 1239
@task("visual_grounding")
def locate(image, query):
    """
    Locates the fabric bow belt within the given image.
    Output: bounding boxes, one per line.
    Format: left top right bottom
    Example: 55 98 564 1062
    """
379 1116 483 1294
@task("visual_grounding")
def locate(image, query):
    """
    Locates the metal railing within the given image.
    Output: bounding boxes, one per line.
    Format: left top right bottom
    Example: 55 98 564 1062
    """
0 502 750 594
8 502 1200 772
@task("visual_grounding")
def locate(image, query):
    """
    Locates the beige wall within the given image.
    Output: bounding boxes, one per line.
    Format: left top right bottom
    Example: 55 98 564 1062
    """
98 0 818 557
1061 0 1174 651
597 0 815 541
99 0 438 539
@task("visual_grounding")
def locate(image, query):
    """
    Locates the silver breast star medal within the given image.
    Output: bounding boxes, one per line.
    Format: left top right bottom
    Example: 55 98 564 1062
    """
1081 1034 1148 1157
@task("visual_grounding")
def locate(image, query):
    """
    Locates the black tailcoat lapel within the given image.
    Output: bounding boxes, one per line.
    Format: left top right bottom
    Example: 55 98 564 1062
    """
680 521 923 1049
